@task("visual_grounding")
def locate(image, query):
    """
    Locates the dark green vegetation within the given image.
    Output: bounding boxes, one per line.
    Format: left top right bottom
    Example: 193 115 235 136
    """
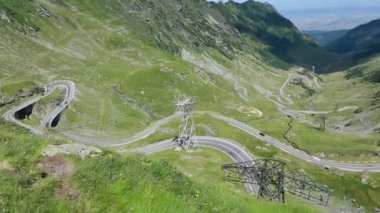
304 30 348 47
324 18 380 82
326 19 380 54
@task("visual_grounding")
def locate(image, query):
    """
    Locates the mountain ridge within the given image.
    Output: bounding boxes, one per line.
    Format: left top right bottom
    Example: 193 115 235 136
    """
324 18 380 82
326 18 380 54
0 0 333 68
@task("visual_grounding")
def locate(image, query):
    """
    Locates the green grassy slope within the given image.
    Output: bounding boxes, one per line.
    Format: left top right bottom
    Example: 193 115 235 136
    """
1 0 379 211
0 0 377 173
345 54 380 83
0 0 290 139
0 0 251 137
0 123 318 212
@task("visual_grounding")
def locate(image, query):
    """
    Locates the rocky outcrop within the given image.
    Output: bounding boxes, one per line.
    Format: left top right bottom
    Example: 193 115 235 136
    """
43 144 102 159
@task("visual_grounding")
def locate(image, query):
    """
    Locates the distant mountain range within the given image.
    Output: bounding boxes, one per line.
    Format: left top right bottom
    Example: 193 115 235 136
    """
281 7 380 31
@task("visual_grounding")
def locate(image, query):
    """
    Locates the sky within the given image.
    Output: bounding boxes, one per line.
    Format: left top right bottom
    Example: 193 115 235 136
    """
212 0 380 11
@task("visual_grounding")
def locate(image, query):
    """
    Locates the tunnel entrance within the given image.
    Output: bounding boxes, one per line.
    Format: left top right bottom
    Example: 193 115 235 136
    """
50 113 62 128
14 104 35 120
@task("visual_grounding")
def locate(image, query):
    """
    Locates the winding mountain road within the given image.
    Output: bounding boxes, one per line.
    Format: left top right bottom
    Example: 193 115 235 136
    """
3 81 380 172
3 80 75 134
256 72 377 133
42 81 75 128
279 73 295 105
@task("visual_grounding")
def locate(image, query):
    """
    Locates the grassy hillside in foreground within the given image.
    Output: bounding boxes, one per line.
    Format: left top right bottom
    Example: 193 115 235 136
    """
0 123 318 212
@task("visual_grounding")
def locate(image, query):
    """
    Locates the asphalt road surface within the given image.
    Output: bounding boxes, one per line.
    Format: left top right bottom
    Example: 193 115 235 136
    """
131 136 259 194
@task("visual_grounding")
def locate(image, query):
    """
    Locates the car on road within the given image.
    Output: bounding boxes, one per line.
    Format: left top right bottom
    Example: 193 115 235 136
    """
259 132 265 137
